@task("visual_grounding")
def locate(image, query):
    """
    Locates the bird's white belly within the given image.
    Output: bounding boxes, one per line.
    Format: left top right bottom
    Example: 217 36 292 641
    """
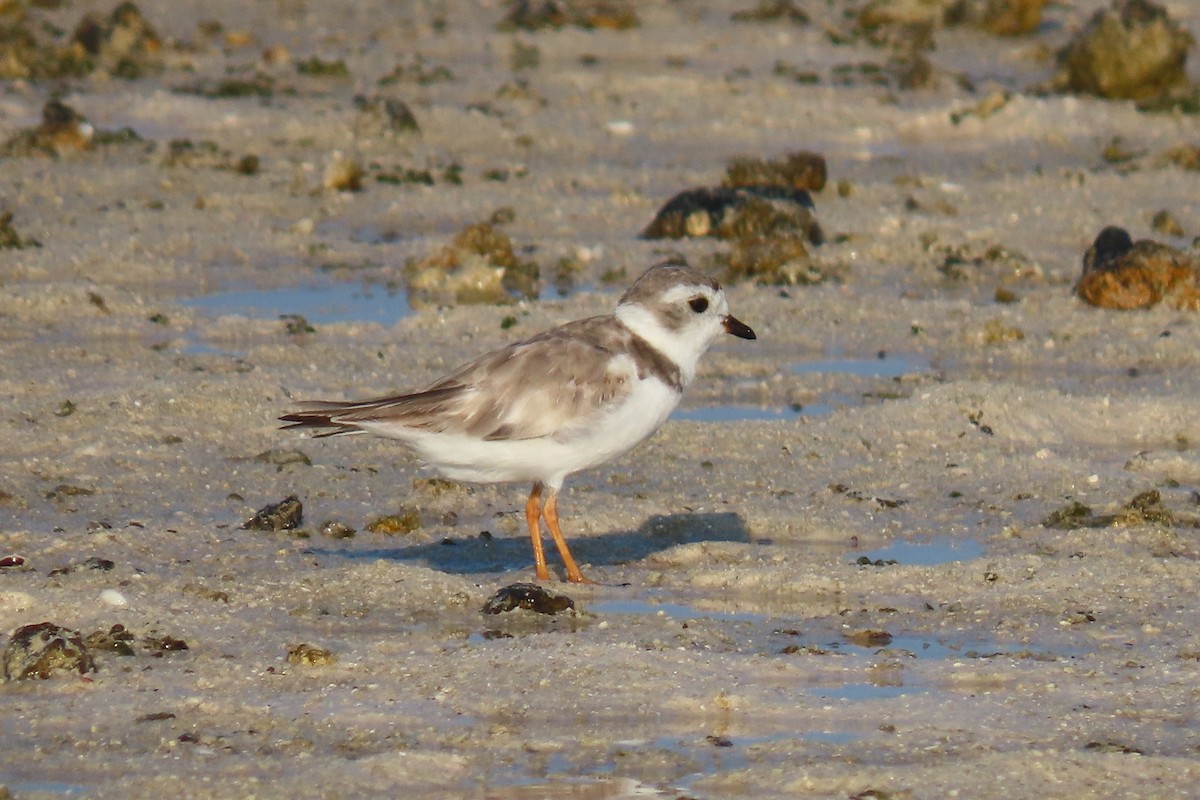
376 377 682 488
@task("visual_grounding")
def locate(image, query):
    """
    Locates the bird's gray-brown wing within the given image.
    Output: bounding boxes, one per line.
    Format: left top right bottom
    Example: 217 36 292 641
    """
281 317 643 442
279 386 465 437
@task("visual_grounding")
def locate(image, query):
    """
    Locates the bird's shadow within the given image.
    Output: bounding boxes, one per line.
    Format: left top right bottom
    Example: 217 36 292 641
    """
306 512 753 578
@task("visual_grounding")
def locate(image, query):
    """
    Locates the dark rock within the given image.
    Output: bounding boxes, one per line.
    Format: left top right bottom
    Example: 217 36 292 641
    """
252 448 312 469
0 212 42 250
499 0 639 31
242 495 303 531
1042 500 1095 529
48 557 115 577
3 622 96 681
482 583 575 615
85 624 137 656
1086 226 1135 265
45 483 94 501
354 95 420 134
142 634 189 656
731 0 810 24
642 185 823 245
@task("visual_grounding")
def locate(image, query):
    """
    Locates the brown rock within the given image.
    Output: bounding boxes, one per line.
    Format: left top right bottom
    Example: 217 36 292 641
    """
1075 226 1200 310
723 151 827 192
1056 0 1194 101
857 0 951 30
719 234 824 286
3 622 96 681
71 1 164 79
731 0 810 24
947 0 1046 36
366 507 422 535
404 222 539 308
499 0 638 31
287 643 337 666
980 0 1045 35
0 100 94 158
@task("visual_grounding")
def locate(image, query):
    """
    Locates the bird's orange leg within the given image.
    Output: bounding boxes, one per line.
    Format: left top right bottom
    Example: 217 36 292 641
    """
525 483 550 581
542 490 591 584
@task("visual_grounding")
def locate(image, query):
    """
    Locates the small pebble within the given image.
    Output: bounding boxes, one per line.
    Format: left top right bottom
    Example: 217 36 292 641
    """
100 589 128 607
242 495 303 531
288 643 337 666
319 520 356 539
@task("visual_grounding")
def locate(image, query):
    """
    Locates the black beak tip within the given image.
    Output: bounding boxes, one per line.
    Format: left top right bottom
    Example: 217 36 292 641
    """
723 315 756 340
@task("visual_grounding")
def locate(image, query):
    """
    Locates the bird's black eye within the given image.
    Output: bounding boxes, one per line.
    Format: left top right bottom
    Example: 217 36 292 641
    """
688 296 709 313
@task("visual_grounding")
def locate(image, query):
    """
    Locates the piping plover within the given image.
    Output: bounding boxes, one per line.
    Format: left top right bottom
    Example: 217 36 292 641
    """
280 258 756 583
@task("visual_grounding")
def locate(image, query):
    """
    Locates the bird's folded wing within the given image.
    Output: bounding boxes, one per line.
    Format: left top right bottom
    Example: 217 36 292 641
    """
316 318 640 442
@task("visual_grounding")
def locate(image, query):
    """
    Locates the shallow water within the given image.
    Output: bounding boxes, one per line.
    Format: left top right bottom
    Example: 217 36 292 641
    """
671 404 809 422
589 598 767 623
791 353 928 379
675 354 931 421
812 683 924 702
0 781 90 798
184 280 409 326
589 597 996 662
855 535 986 566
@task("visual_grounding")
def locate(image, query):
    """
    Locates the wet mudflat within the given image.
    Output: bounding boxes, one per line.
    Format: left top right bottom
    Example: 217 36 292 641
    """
3 0 1200 797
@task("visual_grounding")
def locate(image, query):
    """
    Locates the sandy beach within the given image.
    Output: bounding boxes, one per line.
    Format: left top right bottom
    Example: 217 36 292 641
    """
3 0 1200 797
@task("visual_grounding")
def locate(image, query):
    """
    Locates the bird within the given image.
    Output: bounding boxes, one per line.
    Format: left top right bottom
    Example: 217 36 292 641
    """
280 257 756 583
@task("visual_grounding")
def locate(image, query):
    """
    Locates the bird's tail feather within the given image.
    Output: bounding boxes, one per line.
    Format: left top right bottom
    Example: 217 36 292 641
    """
279 401 367 437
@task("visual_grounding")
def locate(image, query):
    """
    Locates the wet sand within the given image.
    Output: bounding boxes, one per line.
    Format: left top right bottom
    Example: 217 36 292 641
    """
3 1 1200 797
